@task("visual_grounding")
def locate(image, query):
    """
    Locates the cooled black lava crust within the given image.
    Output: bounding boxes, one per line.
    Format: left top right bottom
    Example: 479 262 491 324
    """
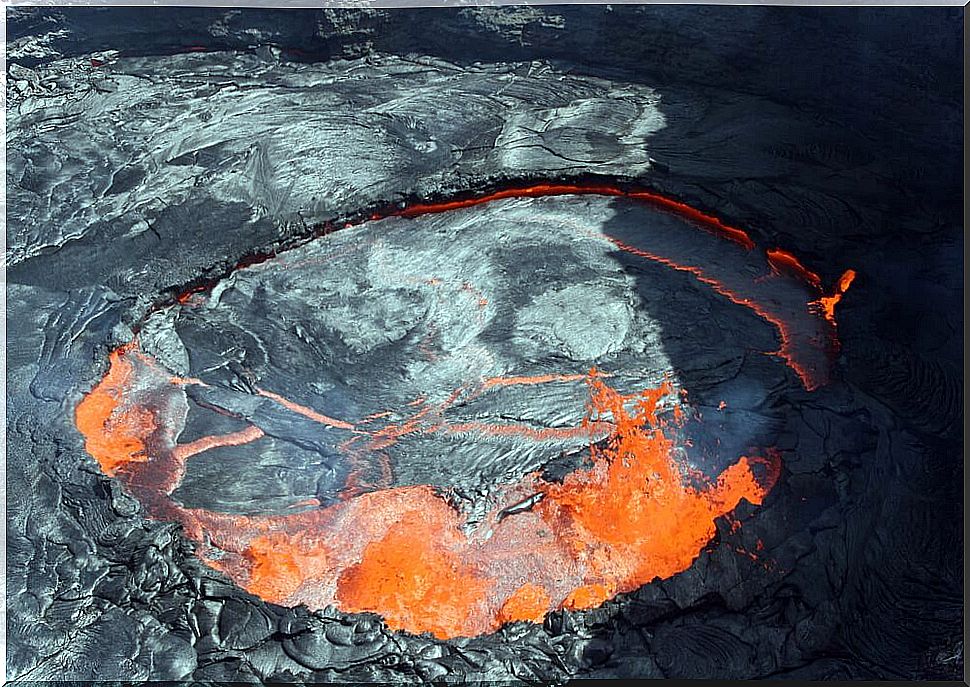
7 6 962 682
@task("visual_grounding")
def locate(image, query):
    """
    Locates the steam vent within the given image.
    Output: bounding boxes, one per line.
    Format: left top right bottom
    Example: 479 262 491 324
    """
7 6 963 682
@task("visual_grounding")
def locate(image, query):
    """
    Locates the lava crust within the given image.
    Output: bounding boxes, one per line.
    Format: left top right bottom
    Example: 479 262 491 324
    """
75 191 839 638
7 6 962 683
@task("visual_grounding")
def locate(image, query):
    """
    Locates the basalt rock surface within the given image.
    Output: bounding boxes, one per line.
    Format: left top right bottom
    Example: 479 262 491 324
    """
6 6 963 683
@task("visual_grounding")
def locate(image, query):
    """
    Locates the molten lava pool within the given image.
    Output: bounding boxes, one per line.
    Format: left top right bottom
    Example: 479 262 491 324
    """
76 185 853 639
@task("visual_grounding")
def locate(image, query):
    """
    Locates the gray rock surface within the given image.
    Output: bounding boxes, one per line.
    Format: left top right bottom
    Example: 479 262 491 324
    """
7 6 962 682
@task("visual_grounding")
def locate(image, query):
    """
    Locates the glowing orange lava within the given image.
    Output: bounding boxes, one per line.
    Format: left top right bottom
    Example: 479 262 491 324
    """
766 248 823 290
497 583 552 625
814 268 857 325
75 347 155 477
607 236 823 389
77 351 778 639
76 185 855 640
482 371 612 389
255 387 356 430
390 183 756 249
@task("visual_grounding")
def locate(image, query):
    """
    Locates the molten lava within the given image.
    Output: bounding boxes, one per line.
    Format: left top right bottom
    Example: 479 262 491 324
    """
77 351 778 639
75 185 856 640
814 268 857 325
390 183 757 249
766 248 823 290
74 347 155 477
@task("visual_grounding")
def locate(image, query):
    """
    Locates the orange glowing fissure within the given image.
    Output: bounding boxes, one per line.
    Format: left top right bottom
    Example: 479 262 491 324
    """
766 248 823 290
169 182 761 309
77 184 855 640
389 184 757 250
171 182 854 390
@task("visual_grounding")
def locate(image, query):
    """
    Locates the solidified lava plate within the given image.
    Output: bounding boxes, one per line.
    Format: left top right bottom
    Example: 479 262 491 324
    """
76 188 851 639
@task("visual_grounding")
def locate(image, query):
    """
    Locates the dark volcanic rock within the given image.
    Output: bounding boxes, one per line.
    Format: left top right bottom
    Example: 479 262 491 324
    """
6 5 962 683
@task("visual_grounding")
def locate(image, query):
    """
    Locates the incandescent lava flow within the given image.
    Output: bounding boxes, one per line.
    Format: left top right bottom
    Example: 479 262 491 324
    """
76 184 854 639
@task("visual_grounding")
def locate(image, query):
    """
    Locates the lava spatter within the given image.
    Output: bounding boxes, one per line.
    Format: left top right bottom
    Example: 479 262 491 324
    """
814 268 858 325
